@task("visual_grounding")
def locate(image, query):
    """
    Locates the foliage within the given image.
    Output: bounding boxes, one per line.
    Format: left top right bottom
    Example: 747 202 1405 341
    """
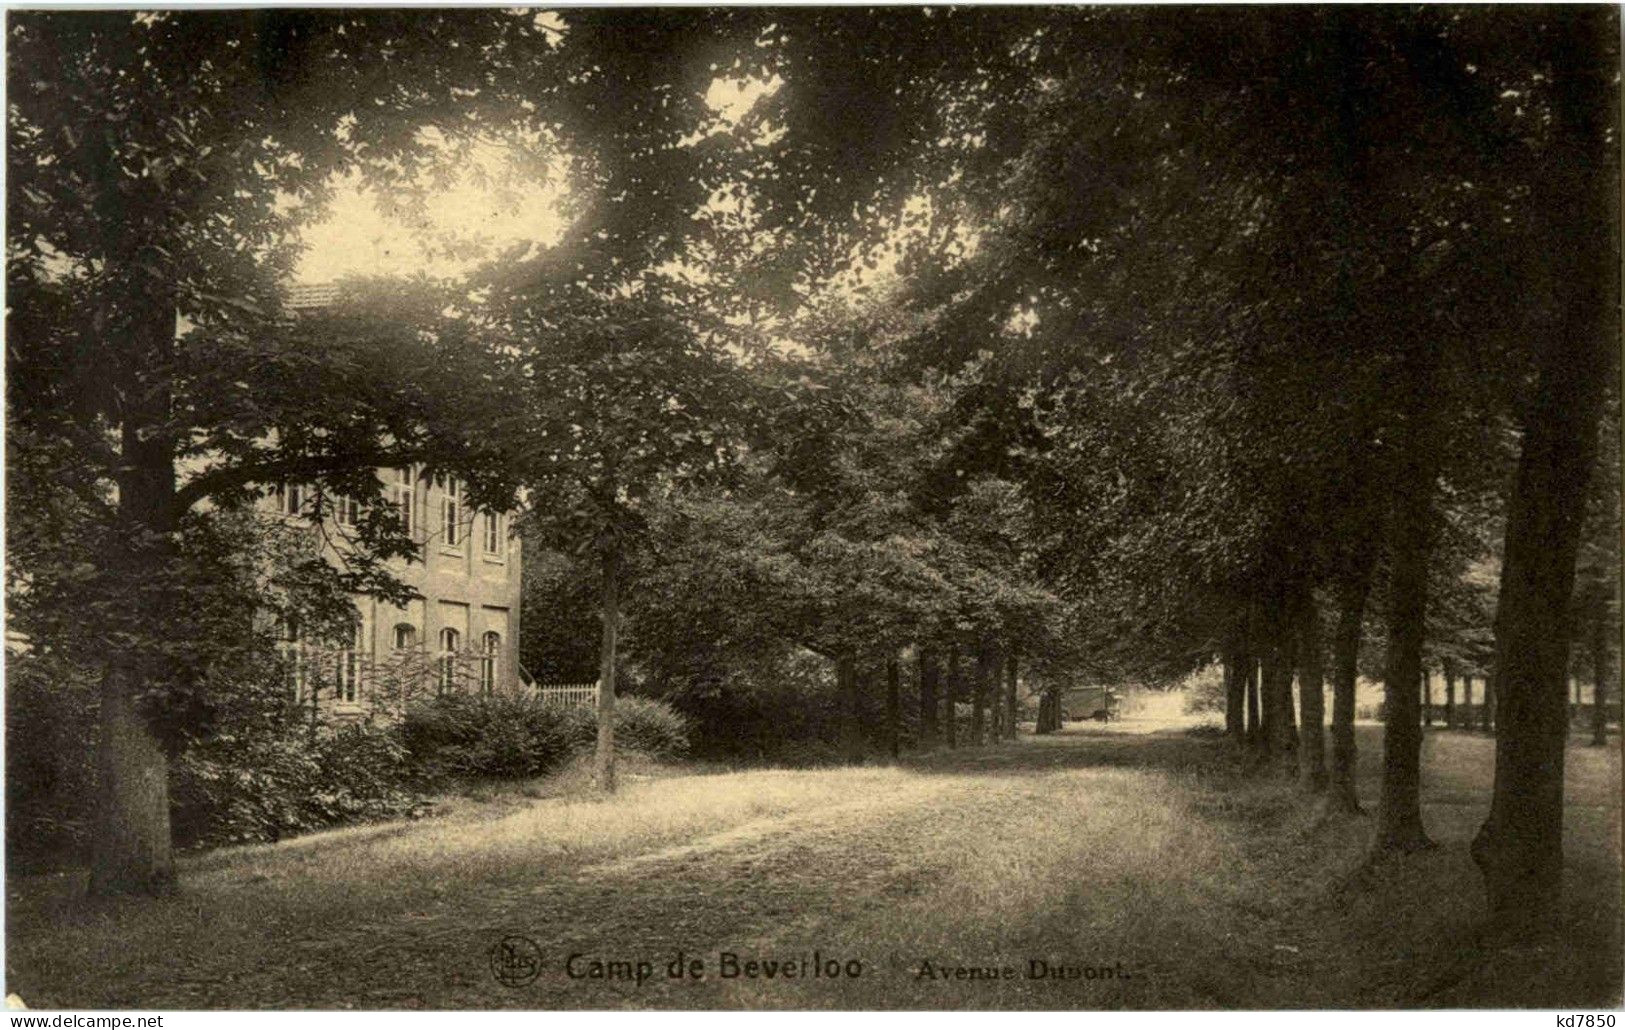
171 722 424 850
602 695 692 759
651 649 849 762
1182 666 1227 716
8 11 563 888
498 291 760 558
516 544 603 685
400 693 689 782
4 652 101 870
7 488 414 864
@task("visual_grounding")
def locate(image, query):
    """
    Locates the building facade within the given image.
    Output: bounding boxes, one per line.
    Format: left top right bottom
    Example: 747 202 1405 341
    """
271 283 525 719
270 469 525 719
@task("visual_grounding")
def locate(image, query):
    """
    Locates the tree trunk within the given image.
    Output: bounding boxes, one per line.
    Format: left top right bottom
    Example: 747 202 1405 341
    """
1327 553 1374 815
1037 687 1062 734
1259 652 1278 757
919 647 940 748
1470 9 1617 920
1422 668 1433 727
1444 659 1457 730
1463 673 1475 732
981 649 994 737
1284 656 1298 737
1005 652 1019 739
971 646 992 746
90 297 180 898
1376 419 1438 855
91 660 176 896
1266 652 1296 768
1261 597 1296 769
838 655 863 761
945 647 960 748
1296 590 1327 792
1482 670 1496 733
595 545 620 793
1223 645 1246 745
886 657 900 759
1245 657 1261 750
1593 593 1613 747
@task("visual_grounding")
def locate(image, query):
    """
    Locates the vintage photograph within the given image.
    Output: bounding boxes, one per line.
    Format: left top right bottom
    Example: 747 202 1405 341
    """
4 4 1621 1013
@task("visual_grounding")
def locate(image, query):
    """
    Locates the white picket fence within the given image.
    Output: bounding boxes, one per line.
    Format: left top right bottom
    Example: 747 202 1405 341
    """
535 680 600 710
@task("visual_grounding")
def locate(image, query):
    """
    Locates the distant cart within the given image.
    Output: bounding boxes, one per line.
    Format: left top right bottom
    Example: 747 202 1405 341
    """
1060 685 1120 723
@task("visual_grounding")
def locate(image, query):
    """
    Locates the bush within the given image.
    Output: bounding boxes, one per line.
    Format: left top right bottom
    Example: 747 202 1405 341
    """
171 722 425 849
1182 665 1226 714
401 691 689 782
654 650 848 761
600 695 690 758
5 654 100 870
7 647 429 860
401 691 574 781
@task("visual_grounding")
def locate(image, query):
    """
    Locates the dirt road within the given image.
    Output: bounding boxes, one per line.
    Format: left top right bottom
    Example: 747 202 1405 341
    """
7 721 1620 1009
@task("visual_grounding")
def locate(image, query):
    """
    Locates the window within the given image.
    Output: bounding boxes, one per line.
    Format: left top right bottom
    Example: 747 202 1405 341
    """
335 613 369 704
480 632 501 695
275 483 305 517
393 623 417 650
438 627 461 694
482 510 502 557
393 468 415 539
437 476 463 546
278 616 306 700
334 493 360 528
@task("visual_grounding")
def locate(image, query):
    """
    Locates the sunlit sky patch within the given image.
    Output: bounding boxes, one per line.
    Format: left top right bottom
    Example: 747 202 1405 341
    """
295 139 568 284
296 72 782 286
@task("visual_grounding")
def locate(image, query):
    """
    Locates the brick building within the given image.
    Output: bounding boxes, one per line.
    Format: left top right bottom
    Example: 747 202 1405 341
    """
271 283 524 718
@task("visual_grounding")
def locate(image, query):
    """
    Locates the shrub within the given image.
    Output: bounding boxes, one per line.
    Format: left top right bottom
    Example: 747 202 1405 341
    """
400 691 574 782
5 653 100 870
1357 703 1387 722
171 721 425 849
401 691 690 782
603 695 690 758
654 651 847 761
1182 664 1226 714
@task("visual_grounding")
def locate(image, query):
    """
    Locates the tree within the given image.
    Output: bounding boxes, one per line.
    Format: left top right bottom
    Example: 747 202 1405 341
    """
8 9 556 894
495 292 755 791
1573 397 1621 749
1470 10 1620 920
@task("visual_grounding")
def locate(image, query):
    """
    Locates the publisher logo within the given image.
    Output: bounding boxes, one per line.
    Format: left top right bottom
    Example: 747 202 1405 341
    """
489 935 543 987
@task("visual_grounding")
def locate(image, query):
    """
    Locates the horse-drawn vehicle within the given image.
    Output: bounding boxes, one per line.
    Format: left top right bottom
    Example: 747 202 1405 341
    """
1060 685 1120 723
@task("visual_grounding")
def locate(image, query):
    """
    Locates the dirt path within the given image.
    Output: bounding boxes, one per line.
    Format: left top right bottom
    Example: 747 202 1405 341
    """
7 722 1619 1009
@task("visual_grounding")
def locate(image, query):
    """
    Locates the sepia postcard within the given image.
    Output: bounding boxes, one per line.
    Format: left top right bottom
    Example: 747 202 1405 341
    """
4 4 1620 1019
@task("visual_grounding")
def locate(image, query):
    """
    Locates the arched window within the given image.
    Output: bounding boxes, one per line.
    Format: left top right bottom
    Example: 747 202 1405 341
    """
438 627 461 694
480 632 501 695
393 623 417 650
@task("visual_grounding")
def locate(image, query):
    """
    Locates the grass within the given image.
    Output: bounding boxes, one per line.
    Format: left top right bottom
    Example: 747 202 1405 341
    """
5 714 1620 1010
